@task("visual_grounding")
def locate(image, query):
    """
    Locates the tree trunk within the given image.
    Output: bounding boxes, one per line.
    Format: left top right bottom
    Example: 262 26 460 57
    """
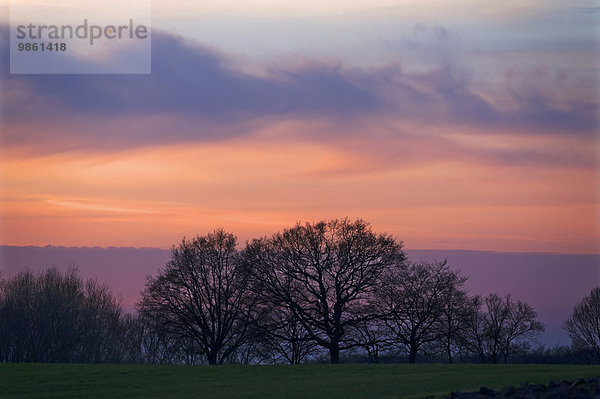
408 345 418 364
330 343 340 364
206 351 218 365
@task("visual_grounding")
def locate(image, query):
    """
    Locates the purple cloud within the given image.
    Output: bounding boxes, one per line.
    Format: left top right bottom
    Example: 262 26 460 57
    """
0 27 597 153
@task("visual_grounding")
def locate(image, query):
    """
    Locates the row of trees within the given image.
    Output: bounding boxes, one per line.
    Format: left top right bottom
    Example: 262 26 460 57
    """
0 268 123 363
0 219 598 364
137 221 546 364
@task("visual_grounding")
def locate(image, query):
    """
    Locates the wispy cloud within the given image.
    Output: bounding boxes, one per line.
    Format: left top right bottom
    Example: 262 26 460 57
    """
46 199 154 215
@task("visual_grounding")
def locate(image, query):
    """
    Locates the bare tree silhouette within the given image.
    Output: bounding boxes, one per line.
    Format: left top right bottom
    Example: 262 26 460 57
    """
564 287 600 363
247 218 405 364
138 229 257 365
462 293 544 363
377 260 466 363
0 267 122 363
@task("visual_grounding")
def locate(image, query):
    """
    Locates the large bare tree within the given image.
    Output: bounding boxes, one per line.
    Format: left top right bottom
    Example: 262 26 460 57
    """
138 229 256 365
247 218 405 364
499 296 545 363
462 293 544 363
378 260 466 363
564 287 600 363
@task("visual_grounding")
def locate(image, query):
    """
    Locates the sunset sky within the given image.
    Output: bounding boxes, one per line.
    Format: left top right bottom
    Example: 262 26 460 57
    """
0 0 599 253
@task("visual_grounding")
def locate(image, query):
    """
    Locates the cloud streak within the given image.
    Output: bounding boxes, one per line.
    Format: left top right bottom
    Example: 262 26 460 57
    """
1 27 597 153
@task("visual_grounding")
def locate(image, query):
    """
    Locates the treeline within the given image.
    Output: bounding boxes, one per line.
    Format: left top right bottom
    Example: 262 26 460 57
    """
0 219 598 365
0 268 123 363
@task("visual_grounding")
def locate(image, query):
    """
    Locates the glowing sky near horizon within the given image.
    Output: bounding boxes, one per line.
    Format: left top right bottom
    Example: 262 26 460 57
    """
0 0 599 252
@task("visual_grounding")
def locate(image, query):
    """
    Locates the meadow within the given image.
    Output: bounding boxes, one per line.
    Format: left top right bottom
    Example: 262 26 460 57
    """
1 363 598 399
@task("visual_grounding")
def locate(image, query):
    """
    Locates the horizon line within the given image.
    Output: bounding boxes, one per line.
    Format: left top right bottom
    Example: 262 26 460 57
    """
1 244 598 257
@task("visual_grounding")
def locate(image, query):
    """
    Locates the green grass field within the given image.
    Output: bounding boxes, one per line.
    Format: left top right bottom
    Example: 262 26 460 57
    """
1 363 598 399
